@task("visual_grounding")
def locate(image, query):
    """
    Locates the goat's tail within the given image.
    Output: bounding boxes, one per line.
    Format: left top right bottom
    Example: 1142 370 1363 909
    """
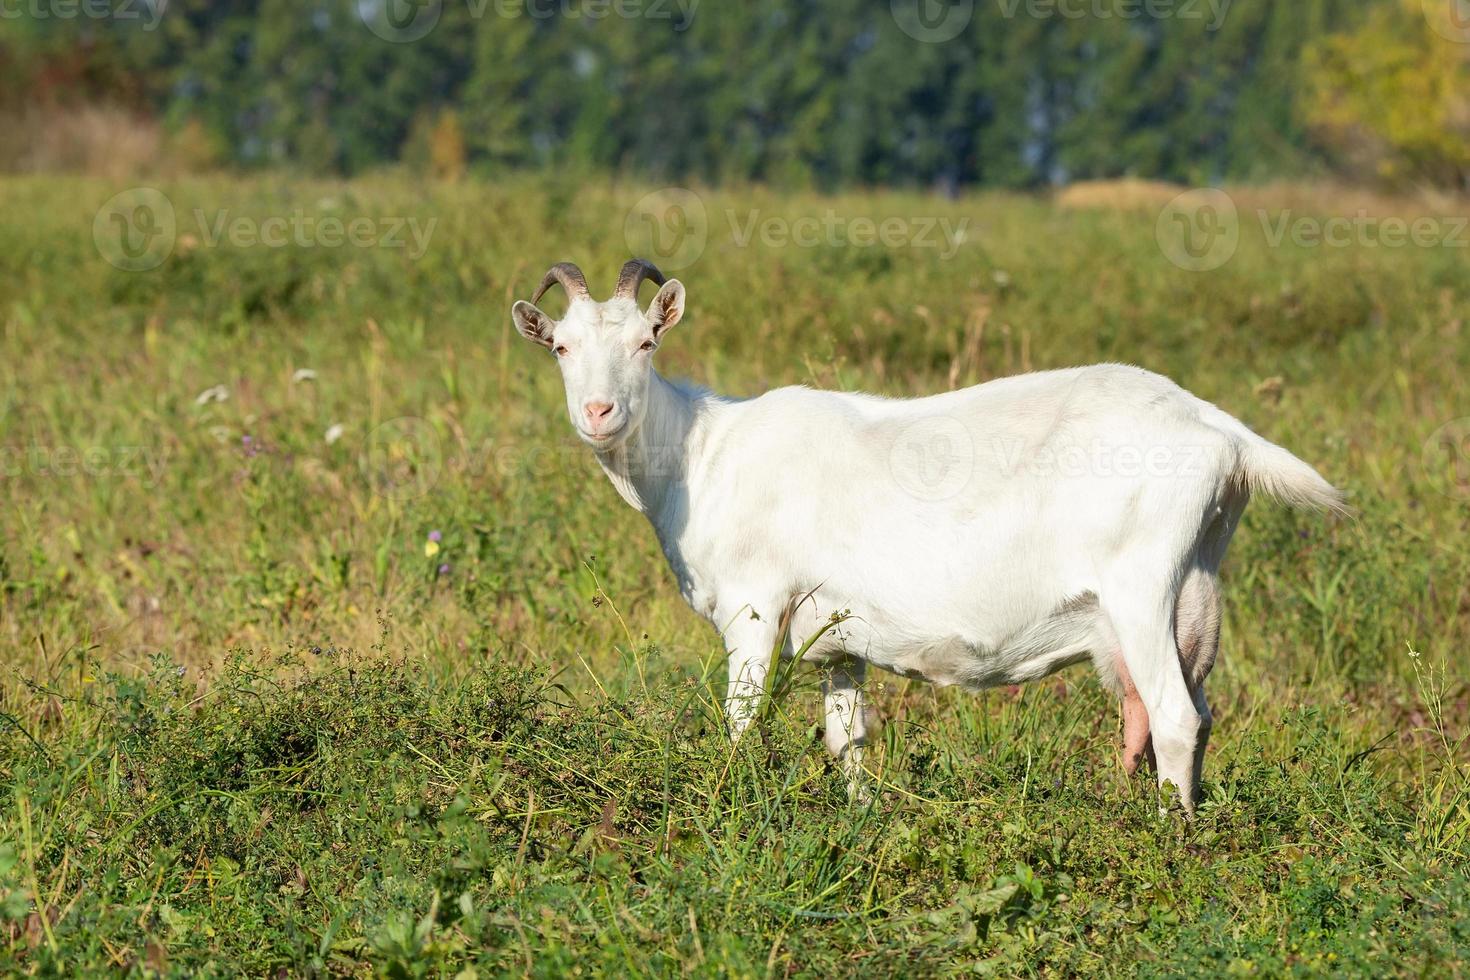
1198 404 1351 516
1237 438 1351 515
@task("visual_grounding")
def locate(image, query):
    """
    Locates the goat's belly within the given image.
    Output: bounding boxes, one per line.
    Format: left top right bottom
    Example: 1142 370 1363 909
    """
793 594 1108 689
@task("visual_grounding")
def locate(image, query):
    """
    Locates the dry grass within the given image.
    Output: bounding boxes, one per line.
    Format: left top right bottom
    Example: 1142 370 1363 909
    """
0 104 164 179
1054 177 1187 211
1056 175 1469 217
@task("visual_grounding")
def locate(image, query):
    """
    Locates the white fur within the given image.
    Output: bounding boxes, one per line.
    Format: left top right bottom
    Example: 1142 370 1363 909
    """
513 276 1345 811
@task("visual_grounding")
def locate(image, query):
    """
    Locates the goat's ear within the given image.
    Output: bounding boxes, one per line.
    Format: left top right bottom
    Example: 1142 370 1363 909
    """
646 280 685 338
512 301 555 349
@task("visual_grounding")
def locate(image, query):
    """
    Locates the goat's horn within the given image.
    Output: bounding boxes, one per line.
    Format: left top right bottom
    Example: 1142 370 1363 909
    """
613 259 667 301
532 263 591 306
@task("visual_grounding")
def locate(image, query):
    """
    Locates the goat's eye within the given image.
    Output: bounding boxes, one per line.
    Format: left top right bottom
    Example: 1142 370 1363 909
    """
638 340 657 353
553 345 569 357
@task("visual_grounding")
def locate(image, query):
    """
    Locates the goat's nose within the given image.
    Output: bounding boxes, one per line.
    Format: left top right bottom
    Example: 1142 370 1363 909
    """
583 402 616 424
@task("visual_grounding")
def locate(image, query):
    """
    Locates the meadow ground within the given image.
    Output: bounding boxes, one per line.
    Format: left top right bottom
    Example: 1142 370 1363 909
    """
1 174 1468 976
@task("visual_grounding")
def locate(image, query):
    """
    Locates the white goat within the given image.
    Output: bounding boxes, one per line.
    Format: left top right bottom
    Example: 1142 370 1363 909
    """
511 260 1345 813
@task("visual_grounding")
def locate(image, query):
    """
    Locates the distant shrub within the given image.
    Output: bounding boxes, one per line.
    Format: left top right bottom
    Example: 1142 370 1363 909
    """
430 110 468 183
403 109 468 183
1304 0 1470 189
0 103 162 178
166 118 224 173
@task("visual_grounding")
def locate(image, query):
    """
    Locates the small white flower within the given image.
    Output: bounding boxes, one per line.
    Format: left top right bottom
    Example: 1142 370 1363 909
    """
194 385 229 406
324 423 345 445
292 368 318 384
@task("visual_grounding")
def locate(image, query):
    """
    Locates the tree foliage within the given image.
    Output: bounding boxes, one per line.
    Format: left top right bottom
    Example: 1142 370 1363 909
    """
1304 0 1470 189
0 0 1436 187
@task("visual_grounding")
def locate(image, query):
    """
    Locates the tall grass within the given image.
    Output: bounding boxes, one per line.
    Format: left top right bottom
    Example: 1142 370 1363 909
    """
0 174 1467 974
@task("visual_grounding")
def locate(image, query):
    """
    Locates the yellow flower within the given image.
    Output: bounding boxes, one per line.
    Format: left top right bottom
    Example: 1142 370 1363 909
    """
424 539 441 559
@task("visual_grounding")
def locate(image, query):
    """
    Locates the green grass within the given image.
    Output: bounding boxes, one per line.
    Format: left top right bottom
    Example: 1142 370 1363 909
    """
1 174 1468 975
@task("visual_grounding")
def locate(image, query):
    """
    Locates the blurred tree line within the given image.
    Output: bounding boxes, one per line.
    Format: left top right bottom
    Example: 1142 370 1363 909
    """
1 0 1465 189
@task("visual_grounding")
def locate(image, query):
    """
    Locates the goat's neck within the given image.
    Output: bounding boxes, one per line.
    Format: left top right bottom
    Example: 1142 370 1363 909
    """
594 371 704 522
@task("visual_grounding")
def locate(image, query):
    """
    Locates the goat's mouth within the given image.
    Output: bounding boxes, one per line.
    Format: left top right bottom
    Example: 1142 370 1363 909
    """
579 422 628 447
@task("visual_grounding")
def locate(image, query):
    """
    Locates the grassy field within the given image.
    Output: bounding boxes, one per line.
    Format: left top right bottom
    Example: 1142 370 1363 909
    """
1 173 1468 976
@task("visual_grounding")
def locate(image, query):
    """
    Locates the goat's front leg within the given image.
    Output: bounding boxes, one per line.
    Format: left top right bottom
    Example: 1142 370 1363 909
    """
721 612 779 742
823 658 870 800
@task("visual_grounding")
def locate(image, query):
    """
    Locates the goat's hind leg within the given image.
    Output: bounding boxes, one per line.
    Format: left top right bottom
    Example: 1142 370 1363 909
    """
1104 582 1210 815
1167 495 1236 801
1172 567 1223 800
1108 590 1216 785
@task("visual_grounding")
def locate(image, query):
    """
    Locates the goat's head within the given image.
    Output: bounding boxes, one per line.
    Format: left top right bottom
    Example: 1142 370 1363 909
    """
512 259 685 451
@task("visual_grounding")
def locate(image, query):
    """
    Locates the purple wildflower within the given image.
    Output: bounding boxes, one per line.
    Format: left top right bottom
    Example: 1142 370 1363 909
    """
437 563 451 577
429 529 443 543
